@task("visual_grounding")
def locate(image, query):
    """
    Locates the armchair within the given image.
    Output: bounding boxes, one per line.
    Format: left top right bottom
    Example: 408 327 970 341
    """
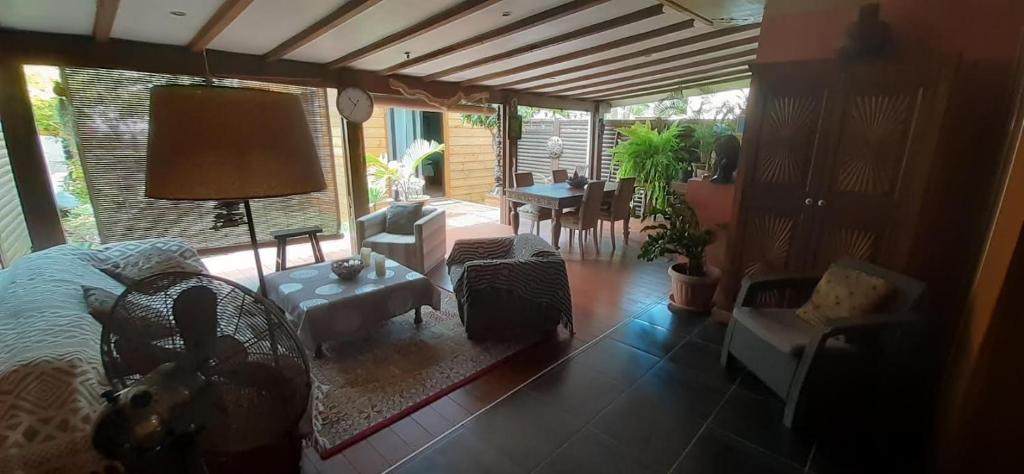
356 206 446 274
447 234 573 340
720 258 926 427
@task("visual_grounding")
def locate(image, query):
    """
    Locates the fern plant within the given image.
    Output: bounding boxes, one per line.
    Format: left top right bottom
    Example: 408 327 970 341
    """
611 123 683 212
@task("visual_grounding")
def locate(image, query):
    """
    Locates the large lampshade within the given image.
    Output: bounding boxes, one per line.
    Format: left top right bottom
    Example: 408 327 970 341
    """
146 85 326 200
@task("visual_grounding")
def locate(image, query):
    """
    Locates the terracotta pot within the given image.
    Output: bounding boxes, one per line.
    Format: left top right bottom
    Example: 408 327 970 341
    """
667 263 721 313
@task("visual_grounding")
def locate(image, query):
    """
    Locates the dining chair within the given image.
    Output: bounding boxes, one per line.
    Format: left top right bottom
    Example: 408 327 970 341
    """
597 177 635 251
551 169 569 183
561 180 606 258
513 172 552 236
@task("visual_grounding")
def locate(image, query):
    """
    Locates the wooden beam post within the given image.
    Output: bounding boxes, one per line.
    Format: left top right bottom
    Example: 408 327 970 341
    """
500 97 518 226
188 0 254 52
0 62 65 250
345 119 370 219
93 0 120 42
588 101 604 180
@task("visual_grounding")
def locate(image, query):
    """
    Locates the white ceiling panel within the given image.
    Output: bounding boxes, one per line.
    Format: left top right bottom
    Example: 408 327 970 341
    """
434 14 682 81
490 27 759 89
344 0 575 71
112 0 220 45
285 0 465 63
398 0 665 77
553 60 754 95
607 76 750 106
0 0 94 35
209 0 349 55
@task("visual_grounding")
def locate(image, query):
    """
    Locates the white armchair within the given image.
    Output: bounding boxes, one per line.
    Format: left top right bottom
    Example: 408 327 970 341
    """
356 207 446 274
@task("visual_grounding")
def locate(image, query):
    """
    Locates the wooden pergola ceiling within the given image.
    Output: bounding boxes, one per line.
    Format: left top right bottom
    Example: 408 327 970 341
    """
0 0 763 105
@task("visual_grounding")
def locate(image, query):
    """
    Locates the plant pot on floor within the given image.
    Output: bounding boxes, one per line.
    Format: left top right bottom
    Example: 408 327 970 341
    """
667 262 720 313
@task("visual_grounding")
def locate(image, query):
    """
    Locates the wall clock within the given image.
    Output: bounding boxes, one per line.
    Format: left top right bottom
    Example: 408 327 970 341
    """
336 86 374 123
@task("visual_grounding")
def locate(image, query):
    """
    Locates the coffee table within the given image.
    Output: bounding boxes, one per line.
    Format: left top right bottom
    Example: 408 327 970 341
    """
264 257 440 357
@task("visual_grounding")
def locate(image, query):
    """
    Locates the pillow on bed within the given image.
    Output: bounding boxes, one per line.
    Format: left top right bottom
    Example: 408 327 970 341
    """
82 285 175 340
92 246 206 288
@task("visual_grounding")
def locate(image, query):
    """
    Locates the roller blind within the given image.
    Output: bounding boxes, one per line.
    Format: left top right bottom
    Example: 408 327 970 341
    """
0 121 32 267
61 68 339 250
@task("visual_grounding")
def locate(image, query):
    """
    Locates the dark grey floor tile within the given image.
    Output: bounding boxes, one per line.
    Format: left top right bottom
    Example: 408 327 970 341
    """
734 371 779 399
571 337 660 386
664 339 742 390
609 318 688 357
591 365 718 471
634 304 707 337
694 320 728 346
710 387 813 466
671 427 803 474
525 361 630 420
394 428 523 474
535 428 656 474
461 390 589 471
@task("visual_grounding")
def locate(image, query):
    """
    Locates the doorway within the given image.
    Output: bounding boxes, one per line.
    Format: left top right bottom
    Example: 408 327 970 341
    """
387 108 445 197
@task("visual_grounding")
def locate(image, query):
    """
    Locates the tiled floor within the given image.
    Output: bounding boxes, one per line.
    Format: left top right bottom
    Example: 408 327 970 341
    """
393 305 916 474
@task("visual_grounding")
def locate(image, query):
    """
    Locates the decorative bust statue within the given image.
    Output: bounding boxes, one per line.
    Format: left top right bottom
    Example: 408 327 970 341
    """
711 135 741 184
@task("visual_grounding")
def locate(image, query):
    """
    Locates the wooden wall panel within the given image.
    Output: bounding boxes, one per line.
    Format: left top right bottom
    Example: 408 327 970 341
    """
444 112 497 204
363 106 389 159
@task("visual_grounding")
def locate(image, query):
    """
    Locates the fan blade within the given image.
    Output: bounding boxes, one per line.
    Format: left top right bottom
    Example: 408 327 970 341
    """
112 337 182 378
211 361 291 394
172 286 219 366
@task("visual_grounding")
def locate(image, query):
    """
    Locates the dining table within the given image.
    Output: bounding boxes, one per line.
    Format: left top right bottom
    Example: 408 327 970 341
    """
505 181 617 249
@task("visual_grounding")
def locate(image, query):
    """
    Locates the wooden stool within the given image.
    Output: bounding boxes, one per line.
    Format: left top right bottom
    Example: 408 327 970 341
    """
271 226 326 271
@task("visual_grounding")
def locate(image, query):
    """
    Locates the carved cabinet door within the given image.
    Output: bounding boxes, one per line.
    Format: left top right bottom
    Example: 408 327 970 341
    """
807 60 953 273
730 62 835 286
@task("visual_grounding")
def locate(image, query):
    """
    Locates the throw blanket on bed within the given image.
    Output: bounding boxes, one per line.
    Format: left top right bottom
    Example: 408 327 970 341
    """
0 240 205 474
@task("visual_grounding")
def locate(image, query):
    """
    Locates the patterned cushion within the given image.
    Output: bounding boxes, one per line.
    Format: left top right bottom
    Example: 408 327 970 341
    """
796 266 894 327
93 245 206 287
385 202 424 235
82 285 174 341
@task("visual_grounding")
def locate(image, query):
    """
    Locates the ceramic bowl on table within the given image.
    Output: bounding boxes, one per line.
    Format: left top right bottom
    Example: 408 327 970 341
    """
331 258 364 280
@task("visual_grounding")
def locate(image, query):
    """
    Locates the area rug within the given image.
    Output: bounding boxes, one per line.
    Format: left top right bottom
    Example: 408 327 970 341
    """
310 290 536 458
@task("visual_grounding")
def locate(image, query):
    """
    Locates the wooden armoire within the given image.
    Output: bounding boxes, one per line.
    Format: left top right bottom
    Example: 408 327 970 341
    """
723 58 956 307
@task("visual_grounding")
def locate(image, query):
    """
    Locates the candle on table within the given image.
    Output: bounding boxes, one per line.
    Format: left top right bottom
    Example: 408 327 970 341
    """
374 253 386 276
360 247 372 266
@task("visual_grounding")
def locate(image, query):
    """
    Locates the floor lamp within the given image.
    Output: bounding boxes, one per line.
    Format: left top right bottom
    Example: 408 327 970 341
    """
145 85 325 294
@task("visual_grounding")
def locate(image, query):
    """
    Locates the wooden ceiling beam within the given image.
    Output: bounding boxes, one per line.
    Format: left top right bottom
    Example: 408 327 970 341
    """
462 19 695 85
573 66 751 99
495 22 760 90
422 4 664 81
545 50 755 95
327 0 501 69
188 0 254 52
0 30 597 111
594 74 752 102
531 41 757 93
263 0 384 61
92 0 120 42
379 0 609 76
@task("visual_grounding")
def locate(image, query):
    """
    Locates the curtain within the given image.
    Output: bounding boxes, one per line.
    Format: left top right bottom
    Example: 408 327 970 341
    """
61 68 339 250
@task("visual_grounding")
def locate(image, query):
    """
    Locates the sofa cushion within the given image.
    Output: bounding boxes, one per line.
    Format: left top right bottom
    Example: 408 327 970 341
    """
385 202 424 235
796 266 894 327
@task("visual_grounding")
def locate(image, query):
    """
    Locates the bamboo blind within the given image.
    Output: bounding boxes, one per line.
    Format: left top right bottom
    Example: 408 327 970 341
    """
61 68 339 250
0 122 32 267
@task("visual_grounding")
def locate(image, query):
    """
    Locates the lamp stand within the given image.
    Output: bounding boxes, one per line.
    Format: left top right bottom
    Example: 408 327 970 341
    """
242 200 267 296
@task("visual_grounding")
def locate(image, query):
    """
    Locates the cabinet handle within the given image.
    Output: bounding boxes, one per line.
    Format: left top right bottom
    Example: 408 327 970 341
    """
804 198 813 206
817 199 827 207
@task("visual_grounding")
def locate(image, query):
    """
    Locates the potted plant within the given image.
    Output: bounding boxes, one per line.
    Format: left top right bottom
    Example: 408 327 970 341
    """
611 122 685 214
366 139 445 203
638 192 719 312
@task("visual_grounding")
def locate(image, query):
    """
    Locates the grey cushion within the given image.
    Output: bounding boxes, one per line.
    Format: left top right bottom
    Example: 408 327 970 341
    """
385 202 424 235
732 306 851 355
364 233 417 246
92 245 207 287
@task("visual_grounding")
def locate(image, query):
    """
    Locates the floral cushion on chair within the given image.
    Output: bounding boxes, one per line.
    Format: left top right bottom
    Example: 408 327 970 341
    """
796 266 894 327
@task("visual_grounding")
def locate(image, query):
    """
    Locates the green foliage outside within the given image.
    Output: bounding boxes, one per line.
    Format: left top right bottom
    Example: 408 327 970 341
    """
638 192 715 276
25 66 99 246
365 140 446 201
654 88 746 166
611 123 684 212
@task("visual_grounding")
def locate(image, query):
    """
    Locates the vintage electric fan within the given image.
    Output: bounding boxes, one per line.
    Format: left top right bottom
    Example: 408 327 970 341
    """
92 273 310 473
